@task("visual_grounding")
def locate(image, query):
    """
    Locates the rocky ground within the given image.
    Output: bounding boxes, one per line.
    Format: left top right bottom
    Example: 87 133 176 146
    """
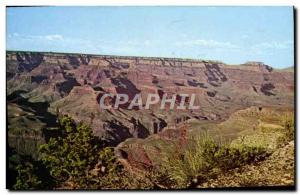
198 141 294 188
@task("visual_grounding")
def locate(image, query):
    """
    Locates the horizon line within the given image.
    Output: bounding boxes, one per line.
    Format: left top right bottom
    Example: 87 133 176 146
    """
6 49 294 69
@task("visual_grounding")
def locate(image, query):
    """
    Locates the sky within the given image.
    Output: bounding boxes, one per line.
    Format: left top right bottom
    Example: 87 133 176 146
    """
6 6 294 68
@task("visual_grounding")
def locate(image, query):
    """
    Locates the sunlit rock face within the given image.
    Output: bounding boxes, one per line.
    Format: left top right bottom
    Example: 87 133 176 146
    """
7 51 294 146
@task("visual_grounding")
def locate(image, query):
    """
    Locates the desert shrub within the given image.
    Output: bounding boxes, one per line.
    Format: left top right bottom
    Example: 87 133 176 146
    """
12 156 55 190
158 132 269 188
13 162 42 190
103 169 155 189
282 114 294 141
212 145 268 171
157 133 217 188
277 114 294 145
86 147 128 189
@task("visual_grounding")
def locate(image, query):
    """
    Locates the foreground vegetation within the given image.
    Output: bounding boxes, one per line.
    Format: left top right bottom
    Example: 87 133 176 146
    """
10 110 294 190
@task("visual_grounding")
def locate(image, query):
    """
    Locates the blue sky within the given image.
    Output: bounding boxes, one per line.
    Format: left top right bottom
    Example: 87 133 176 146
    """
6 6 293 68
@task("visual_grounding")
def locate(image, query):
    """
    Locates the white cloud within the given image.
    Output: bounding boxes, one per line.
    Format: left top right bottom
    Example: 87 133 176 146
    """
252 41 293 50
45 34 64 41
175 39 240 49
120 39 160 47
9 33 64 41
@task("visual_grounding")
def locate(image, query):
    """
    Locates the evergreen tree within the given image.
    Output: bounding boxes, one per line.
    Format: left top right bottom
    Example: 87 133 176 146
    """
39 115 114 188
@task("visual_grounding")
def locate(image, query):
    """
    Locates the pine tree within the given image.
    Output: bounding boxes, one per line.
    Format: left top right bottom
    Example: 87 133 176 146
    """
38 115 122 189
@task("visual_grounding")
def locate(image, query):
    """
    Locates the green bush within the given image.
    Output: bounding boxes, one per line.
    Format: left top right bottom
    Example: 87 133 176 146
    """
157 133 217 188
282 114 294 142
211 145 268 171
158 132 269 188
276 114 294 146
13 162 42 190
38 115 122 189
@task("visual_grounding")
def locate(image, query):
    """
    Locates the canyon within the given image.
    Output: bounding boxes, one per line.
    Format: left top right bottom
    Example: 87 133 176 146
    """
6 51 294 159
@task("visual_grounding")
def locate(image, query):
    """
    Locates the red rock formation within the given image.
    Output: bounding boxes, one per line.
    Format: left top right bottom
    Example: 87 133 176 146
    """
6 51 294 145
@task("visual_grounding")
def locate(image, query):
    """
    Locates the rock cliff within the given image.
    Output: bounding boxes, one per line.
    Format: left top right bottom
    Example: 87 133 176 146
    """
7 51 294 147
